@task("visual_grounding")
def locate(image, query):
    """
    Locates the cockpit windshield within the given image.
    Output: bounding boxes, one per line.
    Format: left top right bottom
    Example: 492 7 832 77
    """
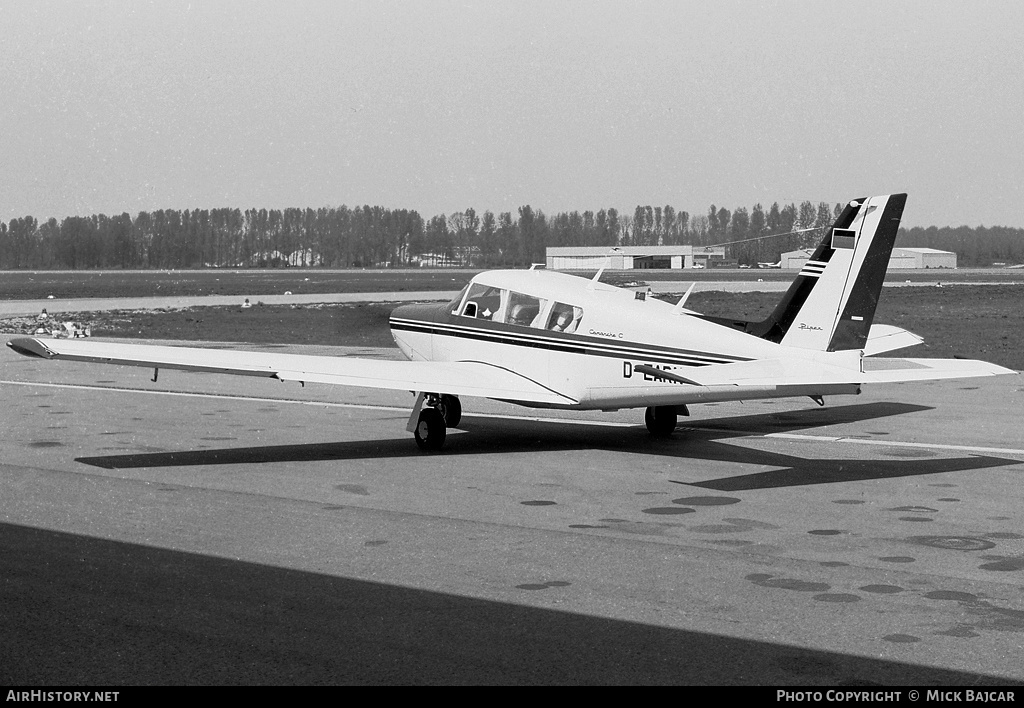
447 284 470 313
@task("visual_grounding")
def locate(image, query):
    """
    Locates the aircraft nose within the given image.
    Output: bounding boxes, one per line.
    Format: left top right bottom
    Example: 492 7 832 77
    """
390 301 450 323
389 301 450 361
390 302 417 319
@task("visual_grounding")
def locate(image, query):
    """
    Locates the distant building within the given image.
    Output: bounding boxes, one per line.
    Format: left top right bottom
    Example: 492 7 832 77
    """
257 249 321 267
546 245 727 270
781 249 815 269
890 247 957 269
781 247 957 270
415 247 481 267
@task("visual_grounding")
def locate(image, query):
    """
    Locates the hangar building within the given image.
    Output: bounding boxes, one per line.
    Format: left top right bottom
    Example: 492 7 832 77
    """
546 245 727 270
781 247 957 270
781 249 815 269
889 247 957 268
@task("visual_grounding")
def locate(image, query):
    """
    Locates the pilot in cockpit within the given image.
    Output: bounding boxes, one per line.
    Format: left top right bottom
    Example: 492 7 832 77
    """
508 304 529 325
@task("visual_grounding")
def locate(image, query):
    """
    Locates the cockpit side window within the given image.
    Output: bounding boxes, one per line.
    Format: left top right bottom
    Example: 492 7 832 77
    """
504 291 546 328
546 302 583 333
460 283 504 320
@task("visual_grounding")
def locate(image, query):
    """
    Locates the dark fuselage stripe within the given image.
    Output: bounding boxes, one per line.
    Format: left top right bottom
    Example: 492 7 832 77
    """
389 319 747 367
389 317 741 360
390 318 744 363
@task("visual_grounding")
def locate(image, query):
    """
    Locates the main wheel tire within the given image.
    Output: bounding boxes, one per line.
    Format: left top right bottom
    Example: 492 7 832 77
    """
645 406 678 437
414 408 447 451
438 394 462 427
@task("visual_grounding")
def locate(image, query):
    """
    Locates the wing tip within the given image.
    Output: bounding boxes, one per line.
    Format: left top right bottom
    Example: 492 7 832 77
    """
6 337 54 359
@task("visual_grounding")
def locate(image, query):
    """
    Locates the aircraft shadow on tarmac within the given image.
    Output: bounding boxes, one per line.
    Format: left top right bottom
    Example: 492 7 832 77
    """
75 401 1023 490
1 521 1017 686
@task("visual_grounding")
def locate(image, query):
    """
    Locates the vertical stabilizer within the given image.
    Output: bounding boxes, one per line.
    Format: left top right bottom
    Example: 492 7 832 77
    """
754 194 906 351
824 194 907 350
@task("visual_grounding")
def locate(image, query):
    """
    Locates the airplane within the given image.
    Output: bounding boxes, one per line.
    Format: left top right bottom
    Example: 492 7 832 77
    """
6 193 1016 451
757 260 782 268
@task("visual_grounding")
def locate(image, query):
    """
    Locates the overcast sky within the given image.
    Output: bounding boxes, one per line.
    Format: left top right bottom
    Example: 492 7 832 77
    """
3 0 1022 228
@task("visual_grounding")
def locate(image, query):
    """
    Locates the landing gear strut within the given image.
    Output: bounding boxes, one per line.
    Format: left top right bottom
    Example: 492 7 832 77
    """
409 393 461 451
645 405 679 437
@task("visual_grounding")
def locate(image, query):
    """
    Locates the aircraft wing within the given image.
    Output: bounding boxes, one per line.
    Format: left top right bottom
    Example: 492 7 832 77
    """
638 355 1015 388
6 337 578 405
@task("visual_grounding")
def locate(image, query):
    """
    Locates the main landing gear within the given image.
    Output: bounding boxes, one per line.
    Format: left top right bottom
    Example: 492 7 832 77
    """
410 396 684 450
644 405 687 437
436 393 462 427
410 393 461 451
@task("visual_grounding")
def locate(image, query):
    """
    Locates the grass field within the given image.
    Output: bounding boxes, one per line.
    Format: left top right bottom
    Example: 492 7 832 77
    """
677 286 1023 370
3 267 1023 301
0 269 475 301
2 284 1021 370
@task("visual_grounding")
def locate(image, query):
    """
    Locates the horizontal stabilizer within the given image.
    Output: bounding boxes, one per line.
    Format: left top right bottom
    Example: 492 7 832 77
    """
863 324 924 355
6 337 577 405
641 353 1014 390
656 357 864 388
859 357 1016 382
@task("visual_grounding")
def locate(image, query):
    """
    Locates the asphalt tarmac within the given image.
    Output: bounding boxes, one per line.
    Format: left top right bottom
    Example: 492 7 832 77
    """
1 340 1023 685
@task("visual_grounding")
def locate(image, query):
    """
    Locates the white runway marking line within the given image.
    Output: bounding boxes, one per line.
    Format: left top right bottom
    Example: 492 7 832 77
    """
767 431 1024 457
691 427 1024 457
5 379 1024 457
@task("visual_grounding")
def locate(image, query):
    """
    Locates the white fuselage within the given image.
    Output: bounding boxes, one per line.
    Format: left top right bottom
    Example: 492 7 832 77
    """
389 270 860 410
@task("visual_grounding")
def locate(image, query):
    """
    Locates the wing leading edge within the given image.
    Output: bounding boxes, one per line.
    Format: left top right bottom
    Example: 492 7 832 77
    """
6 337 577 406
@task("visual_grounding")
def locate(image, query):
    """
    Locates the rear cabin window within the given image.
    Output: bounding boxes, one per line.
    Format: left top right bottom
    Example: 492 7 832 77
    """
546 302 583 333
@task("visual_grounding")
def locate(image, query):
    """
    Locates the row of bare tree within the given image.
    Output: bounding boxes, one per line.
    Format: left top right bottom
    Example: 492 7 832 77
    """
1 202 1018 269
